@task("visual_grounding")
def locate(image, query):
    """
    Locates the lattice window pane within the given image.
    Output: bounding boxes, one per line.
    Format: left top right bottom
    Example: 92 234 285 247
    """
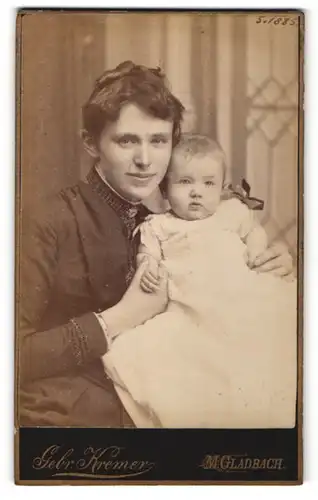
246 18 299 257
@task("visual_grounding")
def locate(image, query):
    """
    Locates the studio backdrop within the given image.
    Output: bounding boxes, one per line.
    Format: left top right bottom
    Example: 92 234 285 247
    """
20 12 299 258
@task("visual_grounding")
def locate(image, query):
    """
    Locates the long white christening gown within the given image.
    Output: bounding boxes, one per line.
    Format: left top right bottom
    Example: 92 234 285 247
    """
104 199 297 428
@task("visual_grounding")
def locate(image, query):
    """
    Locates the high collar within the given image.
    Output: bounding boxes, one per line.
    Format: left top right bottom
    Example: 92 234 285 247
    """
87 166 141 221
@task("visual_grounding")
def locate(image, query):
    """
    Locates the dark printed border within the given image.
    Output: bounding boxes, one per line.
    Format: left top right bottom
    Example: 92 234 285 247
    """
18 427 299 484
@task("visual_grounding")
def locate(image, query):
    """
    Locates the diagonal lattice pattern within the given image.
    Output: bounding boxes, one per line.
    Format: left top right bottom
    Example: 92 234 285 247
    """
246 75 298 260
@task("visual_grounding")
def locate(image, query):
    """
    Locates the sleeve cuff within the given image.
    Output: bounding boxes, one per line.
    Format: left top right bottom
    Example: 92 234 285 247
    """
73 312 108 362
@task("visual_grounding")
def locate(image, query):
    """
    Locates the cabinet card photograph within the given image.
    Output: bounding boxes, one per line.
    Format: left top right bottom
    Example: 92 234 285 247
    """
15 9 303 484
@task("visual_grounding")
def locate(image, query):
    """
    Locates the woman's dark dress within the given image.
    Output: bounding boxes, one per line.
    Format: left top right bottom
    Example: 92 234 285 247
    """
18 167 149 426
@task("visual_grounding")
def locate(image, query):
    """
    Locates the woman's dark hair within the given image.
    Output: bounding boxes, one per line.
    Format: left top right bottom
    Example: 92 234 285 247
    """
82 60 185 146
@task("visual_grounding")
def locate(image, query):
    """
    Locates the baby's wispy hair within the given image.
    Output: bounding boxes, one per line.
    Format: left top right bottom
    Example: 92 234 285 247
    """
172 133 226 163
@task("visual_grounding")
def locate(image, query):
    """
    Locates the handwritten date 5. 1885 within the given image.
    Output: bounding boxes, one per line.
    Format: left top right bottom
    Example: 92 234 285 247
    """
256 16 298 26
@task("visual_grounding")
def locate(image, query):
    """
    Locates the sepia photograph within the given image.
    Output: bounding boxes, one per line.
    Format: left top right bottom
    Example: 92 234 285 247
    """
15 9 303 484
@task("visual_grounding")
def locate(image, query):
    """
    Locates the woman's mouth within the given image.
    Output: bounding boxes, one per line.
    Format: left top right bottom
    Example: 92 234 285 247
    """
126 173 156 183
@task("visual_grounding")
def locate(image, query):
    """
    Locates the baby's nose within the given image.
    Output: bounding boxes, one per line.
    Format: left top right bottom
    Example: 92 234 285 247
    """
190 186 203 197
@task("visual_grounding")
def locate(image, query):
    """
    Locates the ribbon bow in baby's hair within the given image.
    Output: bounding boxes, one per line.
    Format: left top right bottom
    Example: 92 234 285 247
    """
222 179 264 210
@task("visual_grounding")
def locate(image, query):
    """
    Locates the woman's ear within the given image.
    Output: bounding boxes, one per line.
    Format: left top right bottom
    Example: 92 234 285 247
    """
80 129 99 159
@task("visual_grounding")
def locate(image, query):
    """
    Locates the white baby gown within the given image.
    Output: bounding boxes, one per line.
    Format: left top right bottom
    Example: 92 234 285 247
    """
104 199 297 429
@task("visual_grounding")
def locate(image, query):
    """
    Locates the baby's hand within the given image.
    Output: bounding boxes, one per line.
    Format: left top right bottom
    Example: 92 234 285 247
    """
247 246 263 267
245 226 268 268
140 257 161 293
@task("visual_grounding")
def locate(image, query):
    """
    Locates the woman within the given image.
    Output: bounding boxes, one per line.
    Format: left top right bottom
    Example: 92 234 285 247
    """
18 61 294 427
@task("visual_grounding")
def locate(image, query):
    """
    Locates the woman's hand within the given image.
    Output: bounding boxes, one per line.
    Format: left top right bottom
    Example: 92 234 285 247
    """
123 259 168 317
101 260 168 339
251 242 294 278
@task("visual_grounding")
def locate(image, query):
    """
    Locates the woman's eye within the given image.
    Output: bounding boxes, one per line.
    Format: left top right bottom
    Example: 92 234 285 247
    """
116 137 138 146
151 137 168 145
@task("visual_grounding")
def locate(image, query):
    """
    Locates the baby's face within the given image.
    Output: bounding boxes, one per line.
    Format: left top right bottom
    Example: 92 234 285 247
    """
166 153 224 220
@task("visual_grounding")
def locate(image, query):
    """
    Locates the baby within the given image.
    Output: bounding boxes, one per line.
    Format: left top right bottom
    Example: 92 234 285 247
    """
138 136 268 294
104 134 297 429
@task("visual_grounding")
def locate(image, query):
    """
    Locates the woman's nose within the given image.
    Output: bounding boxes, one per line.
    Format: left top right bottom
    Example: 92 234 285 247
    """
134 143 151 169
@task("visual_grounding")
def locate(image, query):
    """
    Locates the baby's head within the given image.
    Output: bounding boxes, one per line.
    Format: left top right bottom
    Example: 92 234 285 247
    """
164 134 226 220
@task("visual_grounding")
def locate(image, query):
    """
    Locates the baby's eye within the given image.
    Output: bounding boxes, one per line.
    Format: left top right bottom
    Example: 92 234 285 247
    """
205 180 215 187
179 179 191 184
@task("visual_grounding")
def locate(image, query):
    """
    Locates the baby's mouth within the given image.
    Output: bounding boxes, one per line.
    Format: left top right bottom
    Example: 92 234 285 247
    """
189 201 203 209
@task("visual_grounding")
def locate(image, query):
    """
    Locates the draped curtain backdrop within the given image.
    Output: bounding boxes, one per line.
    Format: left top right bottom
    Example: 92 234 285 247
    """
20 12 299 257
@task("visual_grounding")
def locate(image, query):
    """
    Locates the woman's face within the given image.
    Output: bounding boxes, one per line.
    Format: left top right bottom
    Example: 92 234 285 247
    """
93 103 173 202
